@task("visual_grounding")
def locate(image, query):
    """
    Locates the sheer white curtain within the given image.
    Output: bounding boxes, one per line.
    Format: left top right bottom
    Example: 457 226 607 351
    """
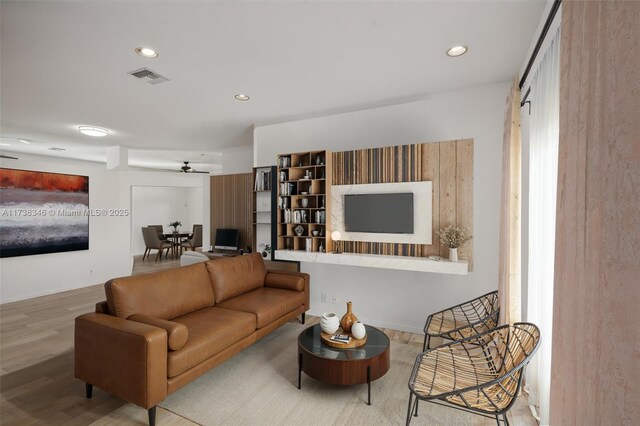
526 26 560 426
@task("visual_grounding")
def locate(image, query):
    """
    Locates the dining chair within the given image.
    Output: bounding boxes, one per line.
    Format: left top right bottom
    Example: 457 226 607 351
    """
179 224 202 253
406 322 540 426
149 225 168 241
141 227 172 262
423 290 499 350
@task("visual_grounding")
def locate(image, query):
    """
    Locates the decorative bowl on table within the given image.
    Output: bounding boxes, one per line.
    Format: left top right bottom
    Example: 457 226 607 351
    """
320 312 339 334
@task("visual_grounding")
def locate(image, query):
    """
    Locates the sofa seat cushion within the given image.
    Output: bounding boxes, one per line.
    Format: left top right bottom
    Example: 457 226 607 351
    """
168 307 256 377
217 287 305 329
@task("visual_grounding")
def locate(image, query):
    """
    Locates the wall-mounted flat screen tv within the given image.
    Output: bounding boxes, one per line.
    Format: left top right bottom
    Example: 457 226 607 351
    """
345 193 414 234
214 228 239 250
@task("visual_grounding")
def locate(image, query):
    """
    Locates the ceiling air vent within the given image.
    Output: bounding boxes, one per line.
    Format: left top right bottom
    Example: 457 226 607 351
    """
127 67 170 85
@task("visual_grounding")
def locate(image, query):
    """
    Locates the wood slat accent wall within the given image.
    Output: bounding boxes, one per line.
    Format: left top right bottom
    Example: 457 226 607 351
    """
210 173 253 250
332 139 473 266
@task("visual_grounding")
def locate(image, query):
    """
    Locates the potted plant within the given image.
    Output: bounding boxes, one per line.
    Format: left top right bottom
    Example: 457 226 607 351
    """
169 220 182 234
435 226 472 262
258 243 271 258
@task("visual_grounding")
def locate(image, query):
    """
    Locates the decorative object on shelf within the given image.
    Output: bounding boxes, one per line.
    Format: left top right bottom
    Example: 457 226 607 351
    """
436 226 472 262
331 230 342 253
319 241 324 252
295 225 304 236
258 243 271 258
301 191 308 195
285 238 292 250
301 198 309 208
351 321 366 339
321 195 326 208
312 230 319 236
320 313 340 334
305 238 312 252
169 220 182 232
316 155 322 165
340 301 358 333
305 169 313 179
279 171 287 182
319 228 324 237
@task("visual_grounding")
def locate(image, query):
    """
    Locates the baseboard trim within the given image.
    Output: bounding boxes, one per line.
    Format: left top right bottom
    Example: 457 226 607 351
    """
307 309 424 334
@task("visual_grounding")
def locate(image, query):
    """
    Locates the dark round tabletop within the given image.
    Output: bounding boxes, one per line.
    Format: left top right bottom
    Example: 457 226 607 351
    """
297 323 391 396
298 323 390 361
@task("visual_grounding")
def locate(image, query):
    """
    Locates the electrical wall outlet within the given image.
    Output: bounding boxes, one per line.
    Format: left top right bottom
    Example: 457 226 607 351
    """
321 292 327 303
331 296 337 304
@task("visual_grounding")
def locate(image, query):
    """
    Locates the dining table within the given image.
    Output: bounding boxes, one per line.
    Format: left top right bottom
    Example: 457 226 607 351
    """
163 232 191 259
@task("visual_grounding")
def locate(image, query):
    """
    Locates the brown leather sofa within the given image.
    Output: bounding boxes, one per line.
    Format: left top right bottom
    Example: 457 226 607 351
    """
75 253 308 425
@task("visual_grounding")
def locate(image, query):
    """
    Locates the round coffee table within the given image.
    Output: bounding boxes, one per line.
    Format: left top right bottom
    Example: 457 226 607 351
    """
297 323 390 405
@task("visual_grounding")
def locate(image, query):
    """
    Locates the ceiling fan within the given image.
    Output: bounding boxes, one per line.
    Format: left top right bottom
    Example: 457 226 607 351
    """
179 161 208 174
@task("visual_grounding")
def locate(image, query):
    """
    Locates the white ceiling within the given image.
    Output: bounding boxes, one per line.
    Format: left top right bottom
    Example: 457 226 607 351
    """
0 0 546 170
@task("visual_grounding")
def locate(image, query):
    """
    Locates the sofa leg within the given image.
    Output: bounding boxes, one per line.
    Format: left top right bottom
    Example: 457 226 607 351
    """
148 406 156 426
301 313 305 324
85 382 93 398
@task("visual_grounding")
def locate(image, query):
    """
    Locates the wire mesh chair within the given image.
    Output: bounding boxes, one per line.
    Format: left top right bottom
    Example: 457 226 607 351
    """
406 322 540 426
423 290 499 350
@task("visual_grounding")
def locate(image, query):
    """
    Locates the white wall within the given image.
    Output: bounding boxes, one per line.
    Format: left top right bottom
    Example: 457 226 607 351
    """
220 145 253 174
131 186 203 255
0 153 206 303
254 82 509 332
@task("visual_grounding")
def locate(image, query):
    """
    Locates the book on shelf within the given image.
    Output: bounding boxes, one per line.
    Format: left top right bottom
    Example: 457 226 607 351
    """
254 170 271 191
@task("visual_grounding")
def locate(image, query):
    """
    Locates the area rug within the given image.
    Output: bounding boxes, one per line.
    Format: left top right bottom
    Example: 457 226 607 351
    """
160 322 508 425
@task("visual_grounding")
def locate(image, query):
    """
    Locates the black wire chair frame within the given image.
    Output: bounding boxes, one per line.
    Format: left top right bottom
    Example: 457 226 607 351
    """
406 322 541 426
423 290 500 350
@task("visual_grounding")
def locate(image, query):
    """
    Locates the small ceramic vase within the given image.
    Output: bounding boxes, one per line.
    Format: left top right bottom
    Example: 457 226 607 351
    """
340 301 358 333
301 198 309 208
449 248 458 262
320 313 340 334
351 321 366 339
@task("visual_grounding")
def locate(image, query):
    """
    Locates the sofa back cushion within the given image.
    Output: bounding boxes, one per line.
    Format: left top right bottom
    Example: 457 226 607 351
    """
205 253 267 303
105 263 215 319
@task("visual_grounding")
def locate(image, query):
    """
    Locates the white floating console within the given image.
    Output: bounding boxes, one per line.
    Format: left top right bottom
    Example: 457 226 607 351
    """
274 250 468 275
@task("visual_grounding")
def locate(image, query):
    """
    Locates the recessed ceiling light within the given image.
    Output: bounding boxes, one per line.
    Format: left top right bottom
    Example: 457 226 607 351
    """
18 139 32 145
135 47 158 58
446 45 468 57
235 94 250 101
78 126 109 137
48 147 66 151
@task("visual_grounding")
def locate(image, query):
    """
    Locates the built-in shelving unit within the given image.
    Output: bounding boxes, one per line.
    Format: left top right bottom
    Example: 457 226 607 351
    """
276 150 332 253
252 166 277 259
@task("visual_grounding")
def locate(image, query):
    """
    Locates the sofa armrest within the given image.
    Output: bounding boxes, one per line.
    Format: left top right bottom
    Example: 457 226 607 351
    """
128 314 188 351
265 271 310 310
74 313 167 409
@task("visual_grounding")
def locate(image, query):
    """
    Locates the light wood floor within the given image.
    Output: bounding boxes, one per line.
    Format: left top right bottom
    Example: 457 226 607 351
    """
0 256 536 425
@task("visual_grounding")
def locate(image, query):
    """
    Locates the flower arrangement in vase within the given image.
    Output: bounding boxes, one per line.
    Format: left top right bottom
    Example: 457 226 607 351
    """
169 220 182 233
258 243 271 258
435 226 472 262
